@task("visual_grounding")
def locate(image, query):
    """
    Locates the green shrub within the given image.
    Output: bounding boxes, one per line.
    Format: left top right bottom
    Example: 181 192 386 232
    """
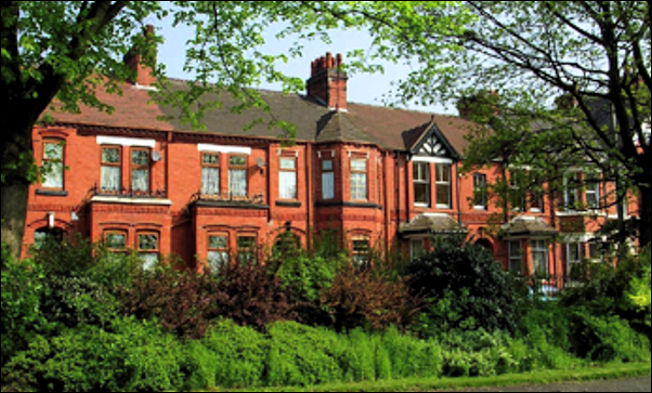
380 327 442 378
404 239 523 335
2 317 184 391
567 308 650 362
200 320 268 388
1 242 47 365
265 321 345 386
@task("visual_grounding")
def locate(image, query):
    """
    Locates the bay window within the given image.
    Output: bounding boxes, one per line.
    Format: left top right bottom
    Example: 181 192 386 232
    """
530 239 548 276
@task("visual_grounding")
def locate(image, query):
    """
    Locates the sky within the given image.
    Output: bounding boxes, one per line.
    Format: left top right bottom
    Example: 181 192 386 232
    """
151 16 455 116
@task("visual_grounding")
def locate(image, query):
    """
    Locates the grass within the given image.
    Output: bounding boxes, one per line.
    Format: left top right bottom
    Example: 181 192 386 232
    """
213 361 651 392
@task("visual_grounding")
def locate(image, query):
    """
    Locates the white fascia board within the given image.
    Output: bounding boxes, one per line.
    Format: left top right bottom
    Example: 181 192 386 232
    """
198 144 251 155
411 156 453 164
97 135 156 148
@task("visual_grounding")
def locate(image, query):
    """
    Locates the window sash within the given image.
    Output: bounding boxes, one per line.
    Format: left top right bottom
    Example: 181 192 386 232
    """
531 240 548 275
508 240 522 273
585 182 600 209
436 164 451 208
473 173 487 208
208 234 229 273
352 238 370 268
279 157 297 199
237 235 256 264
131 148 150 192
105 231 127 251
229 168 247 197
350 172 367 200
42 141 64 189
413 162 430 205
201 167 220 195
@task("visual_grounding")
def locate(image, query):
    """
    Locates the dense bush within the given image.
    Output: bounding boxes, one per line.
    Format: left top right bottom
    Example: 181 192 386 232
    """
321 265 421 331
405 240 524 335
2 317 183 391
560 246 651 336
1 243 47 365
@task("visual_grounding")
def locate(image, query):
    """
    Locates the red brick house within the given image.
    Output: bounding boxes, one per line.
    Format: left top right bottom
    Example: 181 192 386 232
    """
24 51 639 281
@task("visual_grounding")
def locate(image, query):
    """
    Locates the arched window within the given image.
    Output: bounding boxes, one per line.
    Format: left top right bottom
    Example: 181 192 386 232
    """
33 227 64 249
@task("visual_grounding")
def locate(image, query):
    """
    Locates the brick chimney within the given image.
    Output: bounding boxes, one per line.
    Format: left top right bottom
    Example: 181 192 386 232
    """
306 52 348 111
124 24 157 86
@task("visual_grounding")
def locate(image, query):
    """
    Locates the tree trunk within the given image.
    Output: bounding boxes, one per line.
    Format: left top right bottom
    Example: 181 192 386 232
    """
1 114 36 260
638 184 652 248
1 182 29 258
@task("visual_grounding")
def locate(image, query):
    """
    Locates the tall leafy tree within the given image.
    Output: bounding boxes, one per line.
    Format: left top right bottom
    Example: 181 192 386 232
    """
0 1 471 256
392 1 651 247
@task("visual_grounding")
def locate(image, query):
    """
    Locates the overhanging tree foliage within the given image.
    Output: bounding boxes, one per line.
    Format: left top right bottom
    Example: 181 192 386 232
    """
389 1 650 247
0 1 471 257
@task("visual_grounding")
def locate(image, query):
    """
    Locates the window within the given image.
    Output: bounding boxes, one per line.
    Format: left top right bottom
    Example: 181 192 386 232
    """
508 240 522 274
585 175 600 209
566 242 584 279
229 155 247 197
410 238 425 261
413 162 430 206
564 173 580 210
509 171 527 211
201 153 220 195
473 173 487 209
208 234 229 273
237 235 256 265
137 232 159 270
321 159 334 199
131 148 150 192
104 230 127 252
101 146 121 192
352 237 370 269
279 157 297 199
350 158 367 200
435 163 451 208
530 239 548 276
34 227 64 249
42 139 64 189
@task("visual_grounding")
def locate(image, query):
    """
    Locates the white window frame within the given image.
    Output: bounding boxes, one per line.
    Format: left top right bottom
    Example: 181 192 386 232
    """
530 239 549 276
350 157 368 201
321 159 334 200
435 163 451 209
279 156 297 200
413 162 430 207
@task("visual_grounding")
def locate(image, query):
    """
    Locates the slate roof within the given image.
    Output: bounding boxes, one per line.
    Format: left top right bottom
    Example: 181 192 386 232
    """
43 78 478 155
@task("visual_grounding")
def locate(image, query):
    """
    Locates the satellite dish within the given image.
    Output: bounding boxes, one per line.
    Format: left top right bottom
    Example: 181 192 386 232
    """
256 157 266 169
151 151 161 162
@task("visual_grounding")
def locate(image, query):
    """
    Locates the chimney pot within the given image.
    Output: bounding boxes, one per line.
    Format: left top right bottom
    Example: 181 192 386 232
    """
306 52 348 110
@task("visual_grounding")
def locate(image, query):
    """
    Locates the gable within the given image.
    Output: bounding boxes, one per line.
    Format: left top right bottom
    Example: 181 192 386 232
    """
410 123 459 160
